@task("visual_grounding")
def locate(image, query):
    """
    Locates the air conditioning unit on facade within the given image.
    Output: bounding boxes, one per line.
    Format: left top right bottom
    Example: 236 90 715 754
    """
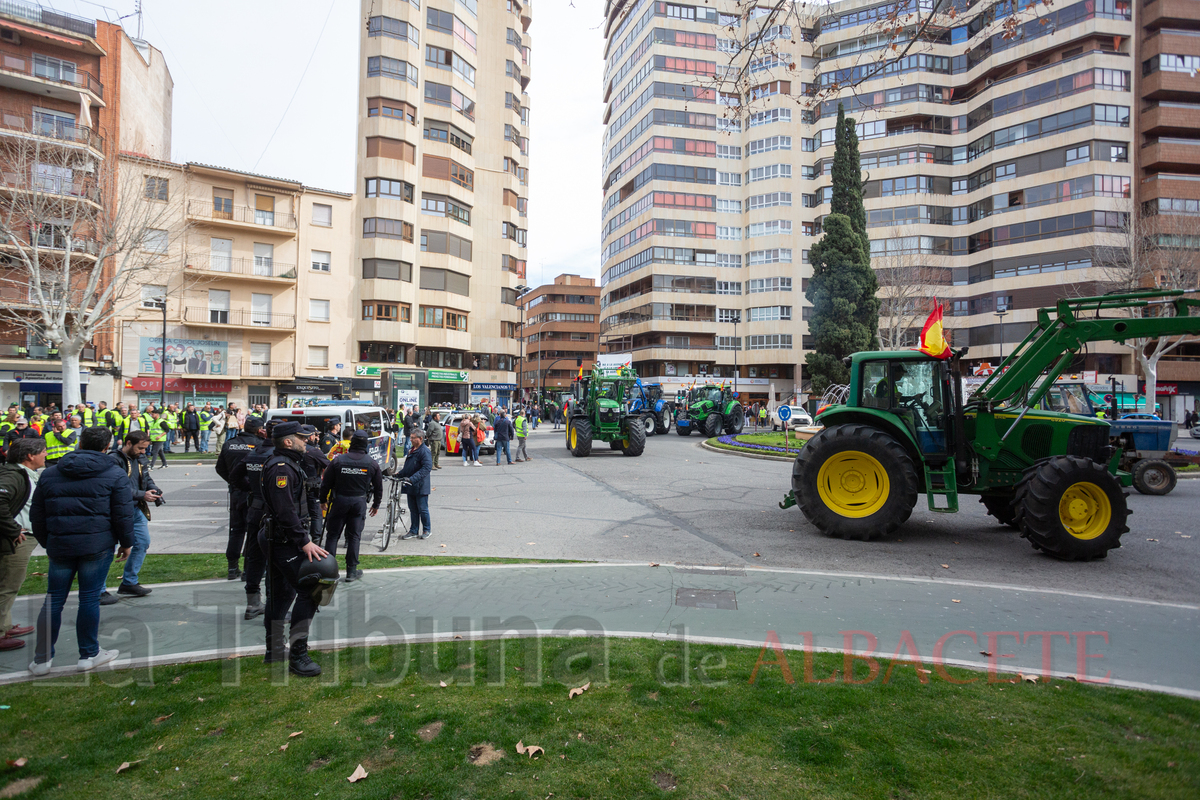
1 29 21 45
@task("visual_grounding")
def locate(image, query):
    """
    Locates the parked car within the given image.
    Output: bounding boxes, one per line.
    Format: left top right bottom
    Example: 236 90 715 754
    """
770 405 814 431
443 412 496 455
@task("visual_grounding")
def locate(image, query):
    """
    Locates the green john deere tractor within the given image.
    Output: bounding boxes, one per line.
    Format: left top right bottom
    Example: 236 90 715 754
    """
674 385 745 437
781 291 1200 561
565 365 647 457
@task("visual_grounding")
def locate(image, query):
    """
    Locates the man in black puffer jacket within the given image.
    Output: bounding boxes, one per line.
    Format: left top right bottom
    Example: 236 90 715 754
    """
27 427 135 676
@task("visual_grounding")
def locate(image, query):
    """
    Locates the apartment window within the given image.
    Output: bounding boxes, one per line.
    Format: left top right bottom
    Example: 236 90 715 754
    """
367 96 417 123
422 154 474 190
717 199 741 213
423 119 473 154
360 342 408 364
309 299 330 322
362 217 414 242
1066 145 1090 165
33 54 77 82
746 334 792 350
747 164 791 183
312 203 332 226
1110 145 1128 163
419 266 471 295
717 226 741 240
308 346 329 368
419 306 468 331
421 193 472 225
748 277 792 293
208 289 230 324
424 81 475 121
718 171 742 186
420 231 473 261
144 176 168 201
142 228 168 254
748 192 792 209
365 136 416 163
718 308 741 323
501 287 519 306
748 306 792 321
995 163 1016 181
367 16 419 46
716 281 742 295
311 251 331 272
254 194 275 226
367 56 418 86
362 258 413 282
425 45 475 86
365 177 415 201
141 284 166 309
212 188 233 219
717 144 741 159
746 220 792 238
716 336 742 350
363 302 409 322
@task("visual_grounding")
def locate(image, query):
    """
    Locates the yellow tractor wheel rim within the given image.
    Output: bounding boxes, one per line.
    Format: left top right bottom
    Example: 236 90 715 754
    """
1058 482 1111 540
816 451 890 519
570 426 577 449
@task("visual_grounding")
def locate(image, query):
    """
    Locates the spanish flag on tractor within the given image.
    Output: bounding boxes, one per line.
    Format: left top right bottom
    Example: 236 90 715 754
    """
914 301 952 360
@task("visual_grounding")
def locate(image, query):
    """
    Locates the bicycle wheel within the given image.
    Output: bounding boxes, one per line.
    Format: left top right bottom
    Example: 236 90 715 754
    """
380 498 398 551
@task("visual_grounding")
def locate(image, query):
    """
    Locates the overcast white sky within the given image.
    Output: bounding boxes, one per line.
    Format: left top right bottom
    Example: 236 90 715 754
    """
57 0 607 283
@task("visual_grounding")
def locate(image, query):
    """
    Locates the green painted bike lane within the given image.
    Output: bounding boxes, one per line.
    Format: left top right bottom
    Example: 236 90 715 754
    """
1 563 1196 696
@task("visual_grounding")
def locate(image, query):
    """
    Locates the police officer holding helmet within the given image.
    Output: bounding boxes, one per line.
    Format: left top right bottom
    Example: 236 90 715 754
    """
259 421 339 676
320 430 383 582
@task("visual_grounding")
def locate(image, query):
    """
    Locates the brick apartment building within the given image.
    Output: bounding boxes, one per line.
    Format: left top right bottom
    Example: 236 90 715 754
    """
519 274 601 396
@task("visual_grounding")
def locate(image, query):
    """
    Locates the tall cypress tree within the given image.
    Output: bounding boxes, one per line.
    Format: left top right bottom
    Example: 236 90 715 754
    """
804 104 880 394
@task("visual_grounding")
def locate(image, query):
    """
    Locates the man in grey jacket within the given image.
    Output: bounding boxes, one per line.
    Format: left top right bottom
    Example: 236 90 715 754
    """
424 412 444 470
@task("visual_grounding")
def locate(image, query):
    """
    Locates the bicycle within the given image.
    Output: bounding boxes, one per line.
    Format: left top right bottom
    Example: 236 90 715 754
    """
376 475 411 551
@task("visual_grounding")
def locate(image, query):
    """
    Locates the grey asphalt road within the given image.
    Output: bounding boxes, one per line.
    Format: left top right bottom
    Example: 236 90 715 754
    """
136 425 1200 604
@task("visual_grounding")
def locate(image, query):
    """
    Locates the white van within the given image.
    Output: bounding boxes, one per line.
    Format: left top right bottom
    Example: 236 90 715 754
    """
264 404 398 472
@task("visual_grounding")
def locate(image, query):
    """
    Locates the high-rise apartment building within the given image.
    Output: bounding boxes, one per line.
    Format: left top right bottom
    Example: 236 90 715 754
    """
520 274 601 394
352 0 532 409
0 1 171 408
600 0 1140 407
1135 0 1200 414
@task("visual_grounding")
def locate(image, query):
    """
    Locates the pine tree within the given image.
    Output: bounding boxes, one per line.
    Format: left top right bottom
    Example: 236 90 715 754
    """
804 104 880 395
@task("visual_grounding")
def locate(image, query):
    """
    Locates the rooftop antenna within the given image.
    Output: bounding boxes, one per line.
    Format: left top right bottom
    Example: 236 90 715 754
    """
136 0 143 39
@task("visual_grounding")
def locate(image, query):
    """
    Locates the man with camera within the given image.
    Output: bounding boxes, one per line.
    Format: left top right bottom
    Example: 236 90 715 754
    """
100 430 163 602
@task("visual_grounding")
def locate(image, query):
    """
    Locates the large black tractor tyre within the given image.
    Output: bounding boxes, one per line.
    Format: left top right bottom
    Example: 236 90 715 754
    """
723 404 745 434
702 413 722 438
621 417 647 456
1132 459 1176 496
654 406 672 435
1013 455 1130 560
568 418 593 458
609 440 623 450
641 414 656 436
980 495 1017 528
793 423 919 541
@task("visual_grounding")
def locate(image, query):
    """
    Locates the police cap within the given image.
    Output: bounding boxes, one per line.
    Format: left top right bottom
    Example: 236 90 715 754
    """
298 424 318 436
351 430 370 442
244 417 264 434
273 421 302 438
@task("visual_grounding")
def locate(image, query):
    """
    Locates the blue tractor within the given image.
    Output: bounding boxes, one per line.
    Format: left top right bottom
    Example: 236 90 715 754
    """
628 380 674 436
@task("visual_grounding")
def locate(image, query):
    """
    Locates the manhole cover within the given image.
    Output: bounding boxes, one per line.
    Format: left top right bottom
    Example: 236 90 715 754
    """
675 588 737 610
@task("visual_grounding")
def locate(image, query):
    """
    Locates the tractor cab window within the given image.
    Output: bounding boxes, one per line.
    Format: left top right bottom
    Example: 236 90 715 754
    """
892 361 947 454
860 361 890 410
707 388 723 404
597 383 618 400
1061 384 1093 415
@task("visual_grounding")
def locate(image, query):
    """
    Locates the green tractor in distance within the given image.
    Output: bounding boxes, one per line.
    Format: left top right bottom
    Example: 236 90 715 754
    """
565 364 647 457
675 384 746 437
780 291 1200 561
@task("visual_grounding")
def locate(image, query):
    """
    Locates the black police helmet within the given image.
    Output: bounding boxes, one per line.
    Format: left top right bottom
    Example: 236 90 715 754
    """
298 553 340 607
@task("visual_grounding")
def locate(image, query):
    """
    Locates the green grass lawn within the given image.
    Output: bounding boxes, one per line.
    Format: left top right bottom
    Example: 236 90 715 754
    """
17 554 576 596
0 638 1196 799
706 431 806 457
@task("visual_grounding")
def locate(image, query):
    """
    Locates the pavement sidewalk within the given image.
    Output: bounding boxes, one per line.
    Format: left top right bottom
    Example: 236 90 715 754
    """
2 563 1196 697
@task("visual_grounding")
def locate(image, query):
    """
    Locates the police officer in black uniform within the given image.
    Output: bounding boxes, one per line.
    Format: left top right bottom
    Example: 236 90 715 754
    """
319 420 342 455
229 418 275 620
320 430 383 582
298 424 330 543
215 417 263 580
259 421 329 676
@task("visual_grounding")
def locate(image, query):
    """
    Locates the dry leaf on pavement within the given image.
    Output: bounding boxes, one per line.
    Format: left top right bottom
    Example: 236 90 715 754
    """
940 564 949 569
568 682 591 699
347 764 369 783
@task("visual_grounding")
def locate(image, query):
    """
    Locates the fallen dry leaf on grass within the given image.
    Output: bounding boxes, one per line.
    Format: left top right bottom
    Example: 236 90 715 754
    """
439 681 447 688
347 764 368 783
1020 674 1039 684
288 731 303 738
115 760 144 774
153 713 174 724
279 744 288 752
515 740 545 758
568 682 591 699
6 757 27 768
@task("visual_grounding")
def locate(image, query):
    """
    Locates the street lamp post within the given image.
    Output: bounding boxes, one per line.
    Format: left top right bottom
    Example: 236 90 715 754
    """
159 293 168 409
995 307 1008 363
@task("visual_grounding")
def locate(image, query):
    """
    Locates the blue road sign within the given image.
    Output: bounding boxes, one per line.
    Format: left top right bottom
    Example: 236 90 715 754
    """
777 405 792 422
